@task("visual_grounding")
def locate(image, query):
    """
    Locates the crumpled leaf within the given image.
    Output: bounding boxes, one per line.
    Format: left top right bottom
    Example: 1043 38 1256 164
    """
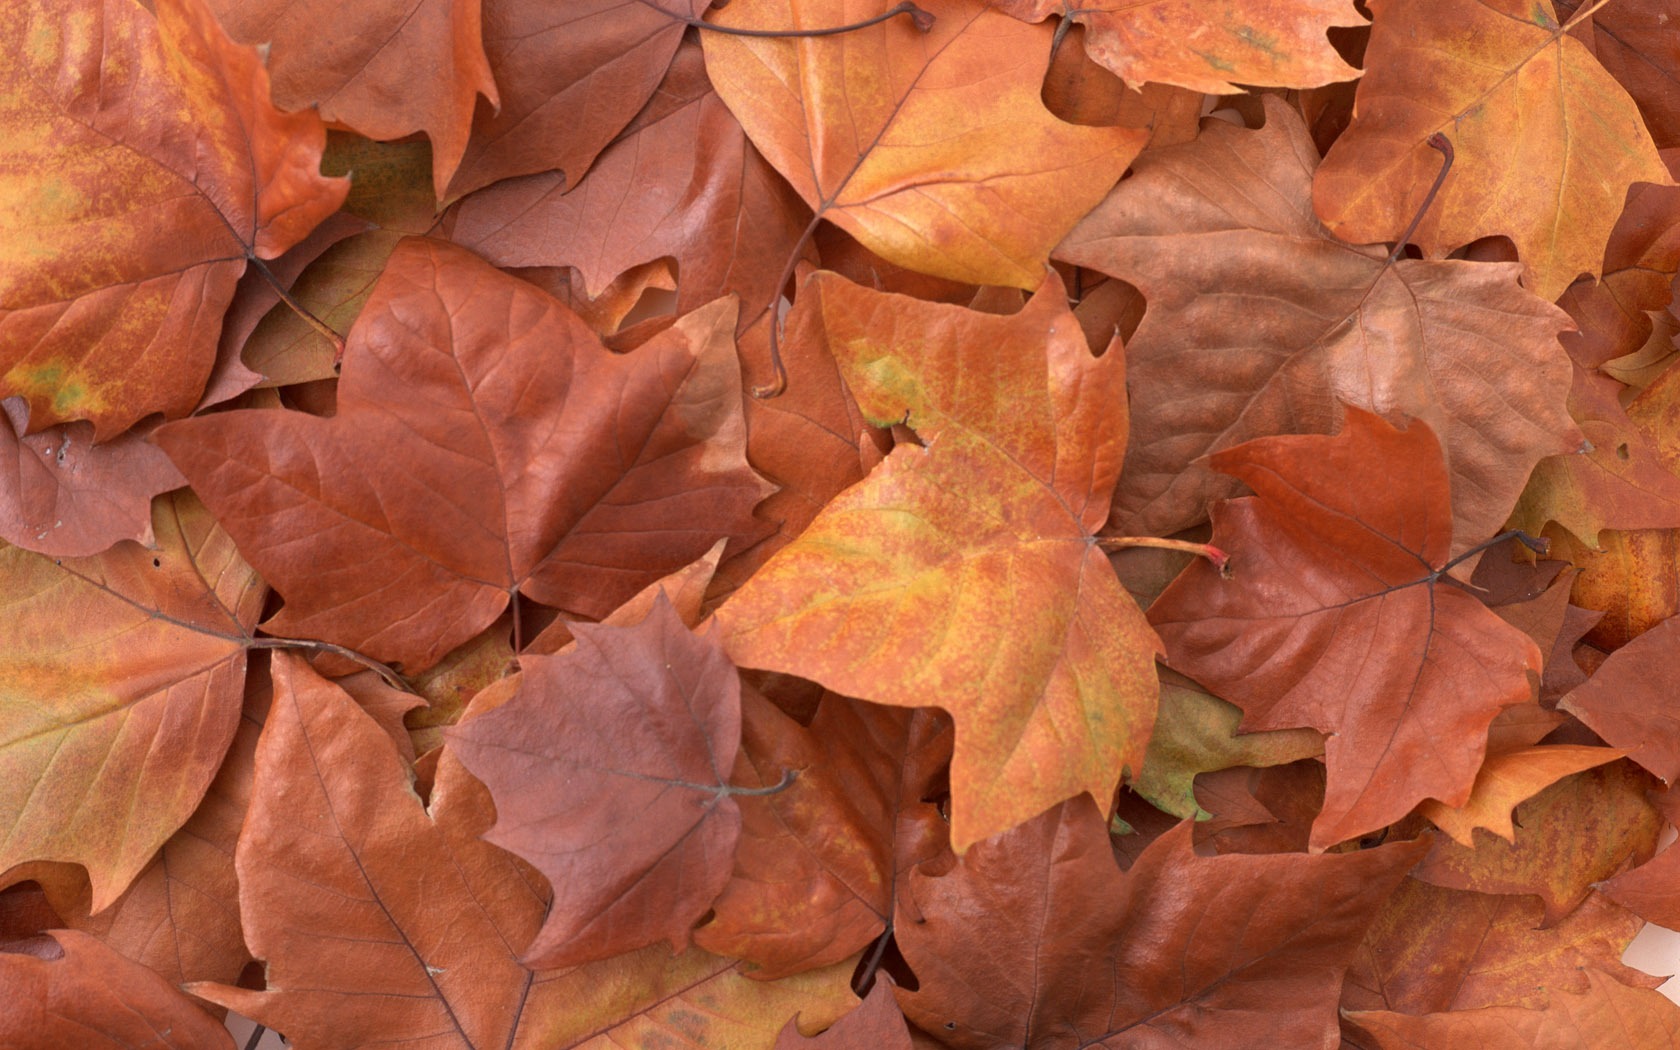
1057 95 1578 550
0 399 184 557
1560 615 1680 784
191 651 859 1049
204 0 497 199
703 0 1143 288
0 491 264 911
720 270 1161 851
447 594 747 969
0 930 233 1050
0 0 348 438
988 0 1366 93
895 796 1427 1049
156 237 771 672
1344 970 1680 1049
1148 408 1544 850
1418 746 1625 847
1312 0 1673 300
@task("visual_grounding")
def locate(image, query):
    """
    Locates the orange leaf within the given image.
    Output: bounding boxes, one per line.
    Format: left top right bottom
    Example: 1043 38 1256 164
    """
1419 745 1625 847
1312 0 1674 300
702 0 1143 288
0 0 348 437
1148 408 1544 850
720 270 1161 851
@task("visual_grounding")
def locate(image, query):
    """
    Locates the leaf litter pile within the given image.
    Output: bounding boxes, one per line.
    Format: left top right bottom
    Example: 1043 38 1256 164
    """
11 0 1680 1047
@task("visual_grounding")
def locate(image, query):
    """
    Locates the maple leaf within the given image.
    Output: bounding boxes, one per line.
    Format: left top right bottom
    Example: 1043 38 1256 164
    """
1344 970 1680 1049
1312 0 1674 301
447 594 750 969
1148 407 1544 850
702 0 1144 288
156 237 772 672
452 40 810 328
695 691 952 978
1561 613 1680 785
1558 0 1680 149
895 795 1427 1048
203 0 497 199
0 492 264 911
777 976 912 1050
0 930 234 1050
1057 95 1578 550
191 651 860 1048
719 269 1161 851
0 0 348 438
988 0 1367 93
1417 745 1625 847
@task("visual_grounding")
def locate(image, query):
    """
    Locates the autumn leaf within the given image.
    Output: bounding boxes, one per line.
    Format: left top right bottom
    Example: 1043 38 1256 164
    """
192 651 859 1049
0 491 264 911
702 0 1144 288
0 0 348 437
777 976 912 1050
988 0 1366 93
156 237 772 672
1561 614 1680 784
447 594 749 969
720 269 1161 851
1148 407 1544 850
895 795 1427 1048
1058 95 1578 550
203 0 496 199
1418 745 1625 847
0 930 234 1050
1312 0 1673 300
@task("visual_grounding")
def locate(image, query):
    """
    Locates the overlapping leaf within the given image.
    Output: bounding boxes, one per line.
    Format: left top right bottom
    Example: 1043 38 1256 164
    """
157 237 771 672
703 0 1144 287
0 0 348 437
720 270 1161 851
1149 408 1544 850
1058 96 1578 549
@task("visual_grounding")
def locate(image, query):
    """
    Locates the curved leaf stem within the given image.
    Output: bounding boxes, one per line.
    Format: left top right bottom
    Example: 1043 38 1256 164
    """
724 767 800 797
249 636 417 694
753 210 825 399
677 0 934 37
246 254 347 361
1096 535 1229 573
1386 133 1454 266
1439 528 1548 577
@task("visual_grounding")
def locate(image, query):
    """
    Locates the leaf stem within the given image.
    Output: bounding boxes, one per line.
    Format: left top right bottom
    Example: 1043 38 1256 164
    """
246 254 346 362
753 211 825 399
1096 535 1229 572
680 0 934 37
1560 0 1612 32
248 636 417 694
1438 528 1549 577
1386 133 1454 265
724 767 799 797
853 921 894 996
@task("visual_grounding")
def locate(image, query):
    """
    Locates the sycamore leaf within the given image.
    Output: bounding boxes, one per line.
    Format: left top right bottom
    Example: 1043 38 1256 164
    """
447 594 746 969
719 270 1162 852
1412 761 1662 926
0 0 348 437
453 40 810 328
1561 615 1680 784
988 0 1366 94
1344 879 1658 1014
0 491 264 911
702 0 1143 288
1344 970 1680 1049
1312 0 1673 301
203 0 496 199
1419 746 1626 847
447 0 706 199
696 692 952 979
1057 95 1578 550
1561 0 1680 149
895 796 1427 1048
1129 669 1323 821
156 237 772 672
191 651 859 1049
1148 408 1544 851
777 977 912 1050
0 930 233 1050
0 400 184 557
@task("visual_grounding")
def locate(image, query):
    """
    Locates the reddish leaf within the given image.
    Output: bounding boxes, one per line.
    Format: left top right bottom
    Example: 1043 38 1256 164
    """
776 977 912 1050
703 0 1144 287
1418 746 1625 847
1344 970 1680 1049
696 692 952 979
895 796 1427 1048
1560 0 1680 148
0 491 264 910
1603 789 1680 928
1058 95 1578 550
204 0 497 198
1561 614 1680 784
0 930 233 1050
448 595 747 968
1148 408 1544 850
0 0 348 437
1312 0 1673 300
156 237 771 672
720 271 1161 851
